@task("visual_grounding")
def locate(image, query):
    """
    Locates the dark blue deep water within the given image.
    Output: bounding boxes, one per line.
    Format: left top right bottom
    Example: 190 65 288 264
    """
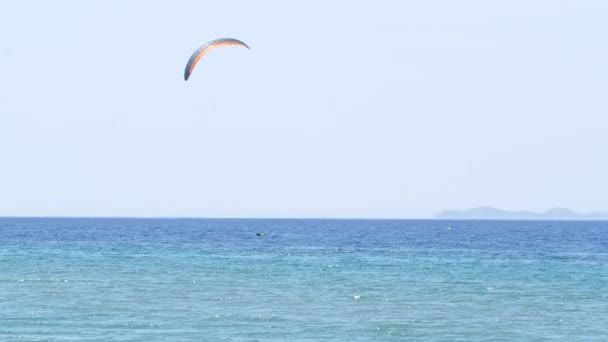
1 218 607 341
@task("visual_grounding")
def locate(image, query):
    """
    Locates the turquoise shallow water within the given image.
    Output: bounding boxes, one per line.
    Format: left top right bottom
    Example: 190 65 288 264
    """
1 218 607 341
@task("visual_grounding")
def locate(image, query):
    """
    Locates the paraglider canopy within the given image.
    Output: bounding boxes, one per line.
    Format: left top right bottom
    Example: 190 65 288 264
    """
184 38 250 81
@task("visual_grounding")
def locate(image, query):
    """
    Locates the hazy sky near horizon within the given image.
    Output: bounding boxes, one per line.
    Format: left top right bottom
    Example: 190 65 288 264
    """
1 1 607 218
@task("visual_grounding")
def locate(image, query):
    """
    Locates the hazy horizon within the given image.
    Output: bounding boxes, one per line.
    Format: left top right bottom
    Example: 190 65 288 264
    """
0 206 606 220
2 1 607 218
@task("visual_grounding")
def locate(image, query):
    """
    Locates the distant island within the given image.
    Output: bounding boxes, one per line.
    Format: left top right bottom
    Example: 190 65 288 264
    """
435 207 608 220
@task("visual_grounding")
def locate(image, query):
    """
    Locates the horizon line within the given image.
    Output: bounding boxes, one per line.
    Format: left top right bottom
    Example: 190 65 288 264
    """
0 215 607 222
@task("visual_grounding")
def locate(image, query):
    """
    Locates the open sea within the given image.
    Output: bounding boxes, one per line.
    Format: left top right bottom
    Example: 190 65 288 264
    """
0 218 607 341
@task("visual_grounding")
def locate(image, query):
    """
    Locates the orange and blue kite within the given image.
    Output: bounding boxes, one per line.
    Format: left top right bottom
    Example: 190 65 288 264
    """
184 38 250 81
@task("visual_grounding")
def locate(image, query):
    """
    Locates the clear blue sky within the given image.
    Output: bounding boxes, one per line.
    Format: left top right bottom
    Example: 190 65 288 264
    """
1 1 607 218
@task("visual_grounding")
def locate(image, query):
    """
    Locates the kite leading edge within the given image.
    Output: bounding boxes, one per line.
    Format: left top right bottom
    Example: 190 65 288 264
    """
184 38 250 81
